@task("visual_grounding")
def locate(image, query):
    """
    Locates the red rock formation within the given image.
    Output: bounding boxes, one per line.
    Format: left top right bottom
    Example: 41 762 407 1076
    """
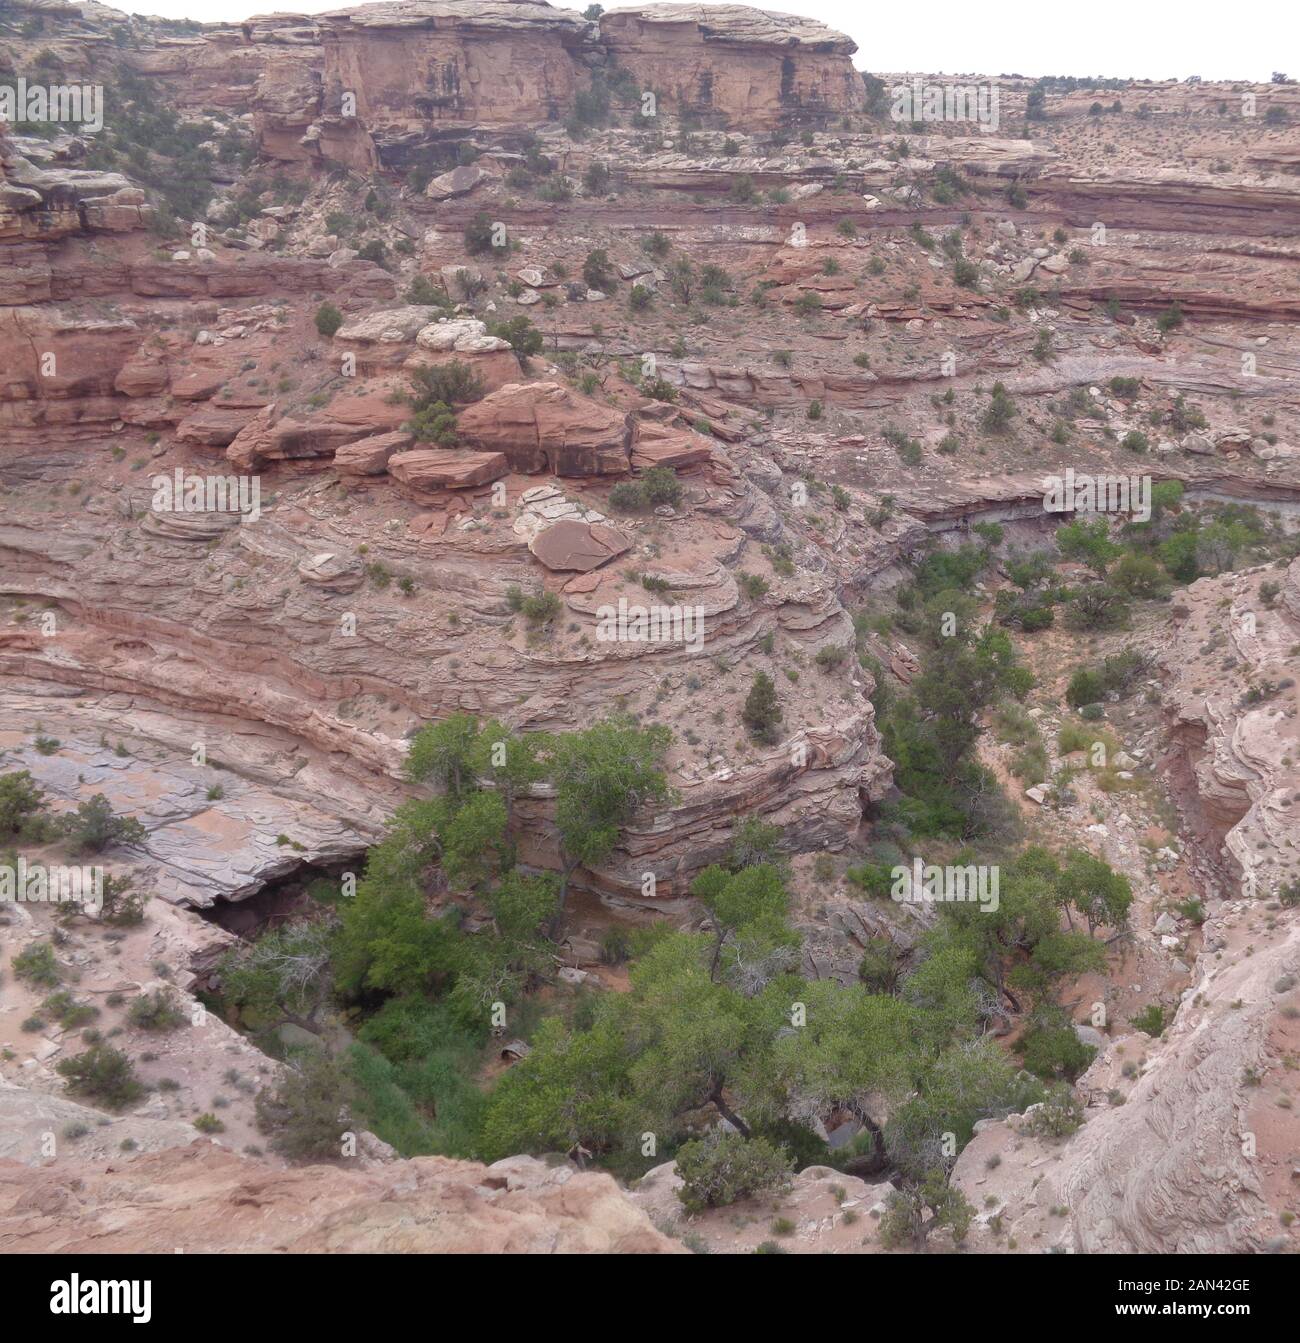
317 0 595 137
600 4 859 127
456 379 634 475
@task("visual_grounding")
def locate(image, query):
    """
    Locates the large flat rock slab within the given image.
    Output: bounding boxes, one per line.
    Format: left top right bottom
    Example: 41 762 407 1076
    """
529 518 631 573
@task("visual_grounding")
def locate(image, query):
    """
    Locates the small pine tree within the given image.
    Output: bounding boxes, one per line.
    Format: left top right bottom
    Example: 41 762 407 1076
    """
742 672 782 744
314 302 343 337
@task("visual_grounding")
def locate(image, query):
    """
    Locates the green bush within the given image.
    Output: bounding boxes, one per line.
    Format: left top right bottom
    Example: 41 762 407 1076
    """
256 1051 353 1160
60 795 146 854
315 302 343 337
1020 1013 1096 1081
641 466 682 507
13 941 61 987
608 481 646 511
520 591 561 624
675 1131 793 1212
1066 669 1104 707
405 275 449 307
0 770 48 836
408 361 484 408
127 989 187 1032
488 315 542 357
463 212 504 256
56 1044 144 1110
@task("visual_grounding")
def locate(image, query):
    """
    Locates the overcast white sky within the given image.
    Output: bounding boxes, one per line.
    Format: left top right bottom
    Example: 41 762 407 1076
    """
128 0 1297 83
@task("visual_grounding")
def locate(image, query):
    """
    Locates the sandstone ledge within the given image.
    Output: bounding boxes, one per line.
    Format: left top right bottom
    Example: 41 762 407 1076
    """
0 1141 681 1254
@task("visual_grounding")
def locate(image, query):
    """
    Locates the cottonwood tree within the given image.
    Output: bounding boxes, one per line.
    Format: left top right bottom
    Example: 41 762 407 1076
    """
220 920 335 1035
548 718 673 918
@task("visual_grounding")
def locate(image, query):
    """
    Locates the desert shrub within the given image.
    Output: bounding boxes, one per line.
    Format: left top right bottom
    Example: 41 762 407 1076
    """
463 212 504 256
981 382 1017 433
127 989 187 1032
404 275 449 307
0 770 49 836
488 315 542 357
814 645 849 672
1020 1012 1096 1081
1066 669 1104 708
60 795 146 854
608 481 647 512
582 248 615 290
56 1044 144 1110
582 161 611 195
42 992 98 1029
675 1131 793 1212
1024 1084 1085 1139
13 941 61 987
408 361 485 408
641 466 682 507
1131 1003 1165 1036
256 1051 353 1159
314 302 343 337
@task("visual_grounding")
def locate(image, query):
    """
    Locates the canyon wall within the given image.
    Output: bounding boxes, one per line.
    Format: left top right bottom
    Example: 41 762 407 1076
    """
317 1 594 132
600 4 860 126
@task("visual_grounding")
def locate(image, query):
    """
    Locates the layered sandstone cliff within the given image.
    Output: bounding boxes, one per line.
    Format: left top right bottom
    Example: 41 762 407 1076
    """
600 4 859 125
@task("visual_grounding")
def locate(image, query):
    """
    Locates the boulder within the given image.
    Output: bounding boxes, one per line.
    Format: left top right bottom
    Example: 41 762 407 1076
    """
114 360 169 398
389 447 509 491
297 551 364 592
336 306 436 345
456 381 632 476
529 519 631 573
334 430 412 476
416 318 511 354
425 164 492 200
631 420 713 471
176 406 261 447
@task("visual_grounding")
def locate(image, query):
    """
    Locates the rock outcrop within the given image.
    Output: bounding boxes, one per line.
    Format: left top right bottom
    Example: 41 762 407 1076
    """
600 4 859 127
456 380 633 475
0 1140 681 1253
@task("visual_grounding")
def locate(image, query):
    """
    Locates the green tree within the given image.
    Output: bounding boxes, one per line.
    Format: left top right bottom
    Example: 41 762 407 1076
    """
690 863 798 983
582 248 615 290
406 713 482 799
742 671 782 744
548 718 672 912
255 1050 354 1159
220 921 334 1033
0 770 47 835
1056 517 1120 575
61 795 146 854
879 1170 975 1249
1056 847 1132 934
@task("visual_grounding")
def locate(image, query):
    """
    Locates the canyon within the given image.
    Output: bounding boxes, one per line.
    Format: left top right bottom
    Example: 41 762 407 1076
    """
1 0 1298 1257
